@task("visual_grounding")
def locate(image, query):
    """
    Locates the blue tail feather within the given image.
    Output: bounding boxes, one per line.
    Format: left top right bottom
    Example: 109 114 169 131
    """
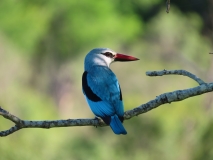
110 115 127 135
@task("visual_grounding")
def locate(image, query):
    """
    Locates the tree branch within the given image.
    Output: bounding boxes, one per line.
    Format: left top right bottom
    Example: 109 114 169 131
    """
146 69 205 85
1 69 212 137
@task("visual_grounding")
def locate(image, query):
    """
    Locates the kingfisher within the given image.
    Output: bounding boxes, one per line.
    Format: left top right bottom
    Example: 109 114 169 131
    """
82 48 139 135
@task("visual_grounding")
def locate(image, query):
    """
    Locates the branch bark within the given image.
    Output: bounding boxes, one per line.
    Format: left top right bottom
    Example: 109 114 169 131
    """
1 69 212 137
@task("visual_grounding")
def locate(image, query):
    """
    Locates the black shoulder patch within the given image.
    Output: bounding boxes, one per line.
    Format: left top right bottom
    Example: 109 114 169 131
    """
119 85 122 101
82 71 102 102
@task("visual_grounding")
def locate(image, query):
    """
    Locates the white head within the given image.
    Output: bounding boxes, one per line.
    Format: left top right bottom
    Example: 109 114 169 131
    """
84 48 139 71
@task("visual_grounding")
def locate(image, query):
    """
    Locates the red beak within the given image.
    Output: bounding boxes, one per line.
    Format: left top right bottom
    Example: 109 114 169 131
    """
114 53 139 62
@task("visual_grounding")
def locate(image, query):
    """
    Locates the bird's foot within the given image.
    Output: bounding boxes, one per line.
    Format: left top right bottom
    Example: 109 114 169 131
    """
94 116 100 120
94 116 101 128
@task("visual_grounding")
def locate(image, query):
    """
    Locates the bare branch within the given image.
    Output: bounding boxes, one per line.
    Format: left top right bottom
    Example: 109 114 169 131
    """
124 83 213 118
0 106 106 137
0 107 23 124
0 125 21 137
146 69 205 85
1 69 213 137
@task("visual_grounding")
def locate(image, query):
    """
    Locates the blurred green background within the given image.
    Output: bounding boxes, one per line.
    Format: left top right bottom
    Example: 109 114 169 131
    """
0 0 213 159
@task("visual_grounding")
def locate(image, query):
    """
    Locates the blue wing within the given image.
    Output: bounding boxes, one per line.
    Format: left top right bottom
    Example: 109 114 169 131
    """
82 66 124 118
82 66 127 134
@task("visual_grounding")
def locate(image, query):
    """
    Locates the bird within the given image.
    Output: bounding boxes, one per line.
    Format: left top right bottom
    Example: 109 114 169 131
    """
82 48 139 135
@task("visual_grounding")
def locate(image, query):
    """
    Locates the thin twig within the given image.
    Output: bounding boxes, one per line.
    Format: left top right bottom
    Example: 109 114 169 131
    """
146 69 205 85
0 107 23 124
0 125 21 137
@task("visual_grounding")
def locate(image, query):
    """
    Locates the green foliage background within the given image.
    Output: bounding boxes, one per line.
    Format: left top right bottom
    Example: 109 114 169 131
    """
0 0 213 159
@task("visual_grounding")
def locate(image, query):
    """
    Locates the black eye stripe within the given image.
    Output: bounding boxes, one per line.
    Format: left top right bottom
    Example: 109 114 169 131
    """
102 52 114 58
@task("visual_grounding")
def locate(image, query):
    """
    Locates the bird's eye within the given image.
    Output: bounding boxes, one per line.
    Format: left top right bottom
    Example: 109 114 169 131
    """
103 52 114 58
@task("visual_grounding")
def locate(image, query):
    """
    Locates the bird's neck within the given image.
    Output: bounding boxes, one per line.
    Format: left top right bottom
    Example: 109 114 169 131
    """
85 57 110 71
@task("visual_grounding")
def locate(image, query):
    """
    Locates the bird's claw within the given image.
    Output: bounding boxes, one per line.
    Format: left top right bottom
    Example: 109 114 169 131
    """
94 116 101 128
